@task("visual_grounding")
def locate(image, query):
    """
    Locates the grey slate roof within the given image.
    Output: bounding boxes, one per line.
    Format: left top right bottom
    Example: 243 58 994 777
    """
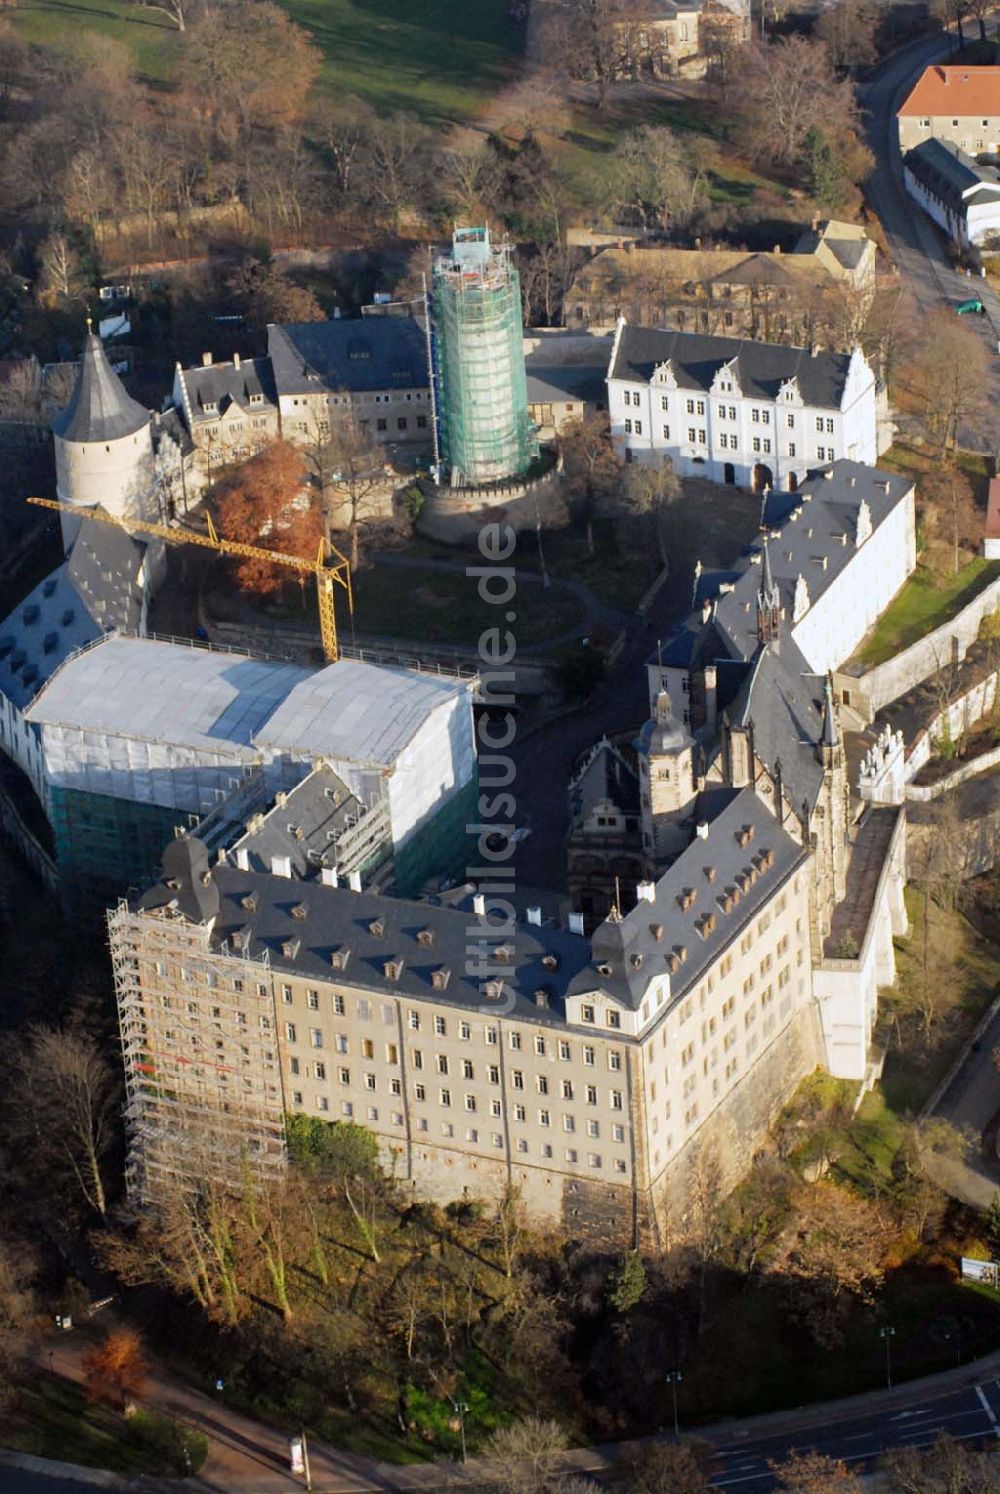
52 333 150 443
179 356 277 426
712 461 912 663
524 363 607 407
569 741 639 822
568 788 805 1010
654 461 911 813
728 639 826 812
710 254 800 288
0 522 146 711
139 856 594 1027
233 763 369 878
609 324 855 410
268 317 428 397
904 138 1000 211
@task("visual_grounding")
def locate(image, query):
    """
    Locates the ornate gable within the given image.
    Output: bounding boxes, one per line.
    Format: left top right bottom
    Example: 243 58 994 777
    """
651 360 678 390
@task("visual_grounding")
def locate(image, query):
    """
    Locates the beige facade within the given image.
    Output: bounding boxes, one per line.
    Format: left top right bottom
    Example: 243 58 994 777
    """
897 66 1000 155
113 780 825 1245
565 224 876 343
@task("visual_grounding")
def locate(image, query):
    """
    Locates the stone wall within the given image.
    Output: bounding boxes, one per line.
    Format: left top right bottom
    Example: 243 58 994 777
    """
905 668 1000 781
417 465 565 544
644 1004 827 1248
839 570 1000 721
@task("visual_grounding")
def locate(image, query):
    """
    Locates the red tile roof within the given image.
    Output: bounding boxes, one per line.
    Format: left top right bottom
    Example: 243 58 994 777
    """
985 477 1000 540
899 65 1000 117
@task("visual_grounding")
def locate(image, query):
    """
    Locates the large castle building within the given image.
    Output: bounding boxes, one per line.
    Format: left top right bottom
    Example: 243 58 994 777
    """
112 466 913 1240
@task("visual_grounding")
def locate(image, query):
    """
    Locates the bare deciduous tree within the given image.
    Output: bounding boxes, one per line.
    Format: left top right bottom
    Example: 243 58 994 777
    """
5 1026 117 1220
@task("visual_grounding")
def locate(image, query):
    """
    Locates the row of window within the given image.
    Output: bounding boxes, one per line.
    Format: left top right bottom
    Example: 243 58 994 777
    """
286 1095 629 1172
623 390 837 433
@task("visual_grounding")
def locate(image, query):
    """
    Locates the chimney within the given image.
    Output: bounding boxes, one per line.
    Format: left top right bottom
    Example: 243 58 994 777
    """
568 911 585 936
696 821 710 840
704 662 718 736
812 212 820 232
320 866 339 887
348 869 362 892
201 351 212 367
635 880 656 903
473 892 486 917
701 598 712 624
233 352 241 370
773 244 781 255
271 854 292 878
526 905 542 926
235 846 249 871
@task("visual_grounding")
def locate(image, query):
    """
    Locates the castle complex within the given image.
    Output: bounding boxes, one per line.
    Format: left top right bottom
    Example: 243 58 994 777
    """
0 297 922 1242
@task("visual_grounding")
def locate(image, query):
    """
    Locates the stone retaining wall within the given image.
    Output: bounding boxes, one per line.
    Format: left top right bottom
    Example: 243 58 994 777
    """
839 570 1000 721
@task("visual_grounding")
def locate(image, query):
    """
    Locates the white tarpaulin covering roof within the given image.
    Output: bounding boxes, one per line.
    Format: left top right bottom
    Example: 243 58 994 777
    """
256 659 467 766
26 635 468 767
26 636 306 754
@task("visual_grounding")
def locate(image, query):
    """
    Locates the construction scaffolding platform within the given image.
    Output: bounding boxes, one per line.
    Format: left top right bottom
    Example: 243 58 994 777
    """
109 900 287 1200
432 226 538 488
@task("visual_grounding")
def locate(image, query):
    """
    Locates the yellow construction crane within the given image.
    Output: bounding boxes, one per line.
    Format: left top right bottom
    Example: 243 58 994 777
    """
27 497 353 663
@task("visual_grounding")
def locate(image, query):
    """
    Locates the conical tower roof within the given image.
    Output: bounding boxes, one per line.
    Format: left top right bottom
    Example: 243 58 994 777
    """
52 331 150 444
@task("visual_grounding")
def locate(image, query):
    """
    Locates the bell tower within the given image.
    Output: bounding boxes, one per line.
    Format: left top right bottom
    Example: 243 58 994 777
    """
637 685 697 865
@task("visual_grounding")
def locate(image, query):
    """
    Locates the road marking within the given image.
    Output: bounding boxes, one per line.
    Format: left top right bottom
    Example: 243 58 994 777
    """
975 1383 1000 1438
890 1408 933 1420
705 1422 992 1482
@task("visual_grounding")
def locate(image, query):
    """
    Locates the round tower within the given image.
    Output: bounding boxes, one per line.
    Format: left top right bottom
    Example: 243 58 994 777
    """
52 329 154 551
637 686 698 864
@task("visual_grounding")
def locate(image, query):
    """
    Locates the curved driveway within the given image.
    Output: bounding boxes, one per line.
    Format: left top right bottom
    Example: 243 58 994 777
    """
862 26 1000 447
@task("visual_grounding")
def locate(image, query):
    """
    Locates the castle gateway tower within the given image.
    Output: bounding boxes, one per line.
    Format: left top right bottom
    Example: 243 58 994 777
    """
53 329 154 550
431 226 537 488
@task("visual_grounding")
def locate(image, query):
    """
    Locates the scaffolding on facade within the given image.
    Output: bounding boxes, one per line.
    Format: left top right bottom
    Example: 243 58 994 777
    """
109 900 287 1200
431 226 538 488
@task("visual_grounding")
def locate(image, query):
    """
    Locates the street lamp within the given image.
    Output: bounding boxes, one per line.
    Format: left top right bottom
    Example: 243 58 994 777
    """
880 1326 896 1390
665 1370 683 1438
450 1398 469 1464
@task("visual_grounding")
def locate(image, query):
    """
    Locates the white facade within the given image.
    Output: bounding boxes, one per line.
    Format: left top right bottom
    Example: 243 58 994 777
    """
903 160 1000 248
813 813 908 1081
607 322 881 492
789 488 917 674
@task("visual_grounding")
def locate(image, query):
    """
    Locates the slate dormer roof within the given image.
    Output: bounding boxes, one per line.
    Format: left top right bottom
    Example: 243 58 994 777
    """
138 863 593 1026
569 788 805 1010
608 323 860 411
177 356 277 427
0 521 146 711
52 333 150 444
903 138 1000 213
267 317 428 397
710 462 911 664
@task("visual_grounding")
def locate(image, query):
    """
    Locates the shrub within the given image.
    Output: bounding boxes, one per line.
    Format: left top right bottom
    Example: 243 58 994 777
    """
128 1412 208 1476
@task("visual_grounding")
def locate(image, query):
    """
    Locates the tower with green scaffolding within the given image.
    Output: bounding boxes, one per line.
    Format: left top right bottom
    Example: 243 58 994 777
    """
431 226 538 488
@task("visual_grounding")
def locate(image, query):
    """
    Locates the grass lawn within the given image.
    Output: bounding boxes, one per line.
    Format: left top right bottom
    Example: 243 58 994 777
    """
555 93 789 217
855 558 999 668
406 520 660 615
7 1374 180 1475
12 0 522 123
351 561 585 648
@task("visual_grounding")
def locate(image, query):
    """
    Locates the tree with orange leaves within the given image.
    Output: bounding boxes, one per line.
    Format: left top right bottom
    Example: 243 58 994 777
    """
83 1326 147 1411
214 440 323 599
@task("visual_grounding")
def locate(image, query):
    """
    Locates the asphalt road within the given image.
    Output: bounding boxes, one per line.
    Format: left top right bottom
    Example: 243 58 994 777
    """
704 1378 1000 1489
861 27 1000 448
